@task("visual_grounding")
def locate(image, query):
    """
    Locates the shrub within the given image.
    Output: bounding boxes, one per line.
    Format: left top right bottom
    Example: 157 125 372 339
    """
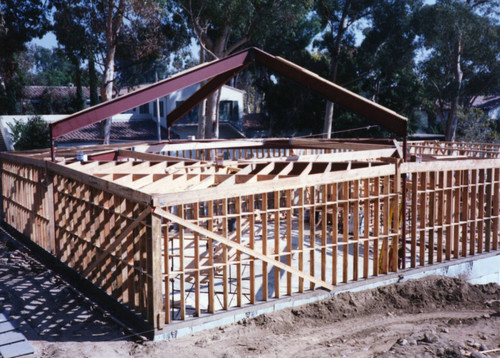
8 115 51 150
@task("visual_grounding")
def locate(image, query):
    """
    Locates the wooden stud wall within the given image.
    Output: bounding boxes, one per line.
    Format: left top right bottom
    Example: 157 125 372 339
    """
1 141 499 333
159 174 400 323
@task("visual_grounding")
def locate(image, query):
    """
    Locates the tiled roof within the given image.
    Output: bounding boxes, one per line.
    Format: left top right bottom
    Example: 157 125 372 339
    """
23 86 91 100
58 120 169 143
243 113 269 129
170 122 245 139
472 95 500 111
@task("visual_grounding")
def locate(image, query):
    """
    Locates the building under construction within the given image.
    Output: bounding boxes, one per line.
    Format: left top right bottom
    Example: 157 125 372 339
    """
0 48 498 339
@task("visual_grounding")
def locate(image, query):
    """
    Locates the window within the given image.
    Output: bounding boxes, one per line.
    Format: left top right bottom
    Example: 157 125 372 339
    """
153 101 164 117
175 101 199 123
139 103 149 114
219 100 239 122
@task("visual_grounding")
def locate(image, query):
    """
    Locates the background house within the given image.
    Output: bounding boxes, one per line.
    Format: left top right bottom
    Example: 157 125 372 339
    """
0 83 247 150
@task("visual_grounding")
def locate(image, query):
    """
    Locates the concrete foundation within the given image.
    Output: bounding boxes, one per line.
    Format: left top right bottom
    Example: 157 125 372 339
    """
154 251 500 340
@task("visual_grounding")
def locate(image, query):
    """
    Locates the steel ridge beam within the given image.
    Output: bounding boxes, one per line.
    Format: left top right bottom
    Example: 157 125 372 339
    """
51 46 407 141
166 63 251 127
50 49 254 139
252 48 408 136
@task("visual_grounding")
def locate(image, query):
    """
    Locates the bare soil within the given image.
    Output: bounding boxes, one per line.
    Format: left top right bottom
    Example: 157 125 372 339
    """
0 232 499 358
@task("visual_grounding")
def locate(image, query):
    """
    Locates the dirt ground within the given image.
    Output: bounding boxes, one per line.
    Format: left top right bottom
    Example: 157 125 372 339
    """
0 231 499 358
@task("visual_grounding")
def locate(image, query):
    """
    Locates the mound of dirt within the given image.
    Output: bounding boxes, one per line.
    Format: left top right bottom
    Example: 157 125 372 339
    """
1 230 499 357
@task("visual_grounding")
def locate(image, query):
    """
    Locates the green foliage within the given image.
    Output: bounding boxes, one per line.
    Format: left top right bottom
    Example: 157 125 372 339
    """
456 108 500 144
414 0 500 140
0 0 50 114
8 116 51 150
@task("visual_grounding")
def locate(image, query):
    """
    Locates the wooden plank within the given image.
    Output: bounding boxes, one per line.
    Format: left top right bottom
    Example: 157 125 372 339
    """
286 190 292 296
419 172 427 266
148 213 164 328
222 198 229 310
342 182 349 282
235 196 242 306
261 193 268 301
477 169 485 254
298 188 305 292
248 195 256 304
309 186 316 289
445 171 453 260
373 177 380 276
453 171 461 259
164 217 171 324
321 185 327 282
437 171 444 262
428 172 435 265
401 158 500 173
193 202 201 316
470 169 477 256
382 176 390 273
240 148 397 164
363 179 370 278
154 207 334 291
274 191 280 299
46 161 152 205
353 180 359 280
461 170 469 257
82 206 151 277
207 200 215 313
493 168 499 250
178 204 186 320
411 172 418 267
332 183 338 284
153 163 396 207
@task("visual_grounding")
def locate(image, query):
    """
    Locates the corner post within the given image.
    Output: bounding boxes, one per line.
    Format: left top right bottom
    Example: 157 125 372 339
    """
148 208 165 331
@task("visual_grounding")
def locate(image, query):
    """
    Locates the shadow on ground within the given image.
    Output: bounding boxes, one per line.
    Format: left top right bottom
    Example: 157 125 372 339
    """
0 233 131 343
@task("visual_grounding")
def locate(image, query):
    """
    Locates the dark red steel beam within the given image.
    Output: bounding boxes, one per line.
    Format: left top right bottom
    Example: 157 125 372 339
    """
166 62 251 127
50 49 253 138
252 48 408 136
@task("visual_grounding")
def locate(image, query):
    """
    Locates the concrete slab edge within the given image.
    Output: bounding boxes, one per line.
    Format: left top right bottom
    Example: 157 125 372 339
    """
154 252 500 341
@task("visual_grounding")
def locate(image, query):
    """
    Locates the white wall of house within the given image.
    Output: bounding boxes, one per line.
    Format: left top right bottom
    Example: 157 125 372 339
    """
124 84 245 128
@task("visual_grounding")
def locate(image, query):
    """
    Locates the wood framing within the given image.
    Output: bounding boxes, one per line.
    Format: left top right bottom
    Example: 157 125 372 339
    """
1 138 499 336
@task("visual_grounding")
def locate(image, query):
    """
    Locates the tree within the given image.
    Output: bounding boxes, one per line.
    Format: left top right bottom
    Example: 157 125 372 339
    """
356 0 423 134
51 0 189 144
415 0 500 141
8 115 50 150
179 0 314 139
314 0 374 138
0 0 50 114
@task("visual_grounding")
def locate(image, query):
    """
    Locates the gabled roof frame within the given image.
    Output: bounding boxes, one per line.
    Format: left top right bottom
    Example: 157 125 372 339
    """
49 48 408 160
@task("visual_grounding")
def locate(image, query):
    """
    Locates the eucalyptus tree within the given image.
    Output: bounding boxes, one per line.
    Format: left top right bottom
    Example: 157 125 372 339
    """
415 0 500 141
178 0 314 138
0 0 50 114
52 0 189 144
314 0 374 138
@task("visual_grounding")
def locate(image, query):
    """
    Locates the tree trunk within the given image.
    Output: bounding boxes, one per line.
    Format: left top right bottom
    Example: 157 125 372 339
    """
205 90 218 138
323 3 348 138
99 0 125 145
197 49 207 139
89 53 99 106
445 35 463 142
